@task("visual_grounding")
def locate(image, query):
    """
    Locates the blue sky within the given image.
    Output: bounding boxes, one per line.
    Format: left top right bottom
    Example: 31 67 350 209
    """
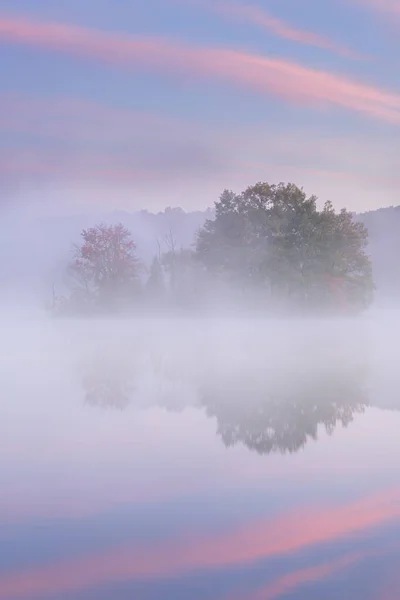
1 0 400 213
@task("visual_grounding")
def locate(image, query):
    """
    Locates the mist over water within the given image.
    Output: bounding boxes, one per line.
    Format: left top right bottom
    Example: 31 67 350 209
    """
2 304 400 599
3 0 400 593
1 194 400 600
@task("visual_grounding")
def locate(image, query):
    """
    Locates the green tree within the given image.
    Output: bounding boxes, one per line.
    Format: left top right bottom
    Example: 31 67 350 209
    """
146 255 165 300
196 182 374 311
162 248 203 307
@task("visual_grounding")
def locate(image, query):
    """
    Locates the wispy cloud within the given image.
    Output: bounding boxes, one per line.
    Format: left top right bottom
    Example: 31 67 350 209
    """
0 487 399 598
0 92 229 186
227 553 366 600
354 0 400 16
1 93 400 214
375 569 400 599
0 147 227 189
203 1 361 59
0 93 179 142
0 14 399 124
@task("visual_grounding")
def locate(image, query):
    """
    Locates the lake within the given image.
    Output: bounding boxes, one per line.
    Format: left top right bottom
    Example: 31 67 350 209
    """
1 314 400 599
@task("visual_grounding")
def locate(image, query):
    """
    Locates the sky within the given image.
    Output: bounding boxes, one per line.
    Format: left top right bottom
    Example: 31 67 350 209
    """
1 0 400 214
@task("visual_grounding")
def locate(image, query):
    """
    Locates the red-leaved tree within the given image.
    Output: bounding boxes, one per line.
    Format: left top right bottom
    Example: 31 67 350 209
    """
69 223 141 308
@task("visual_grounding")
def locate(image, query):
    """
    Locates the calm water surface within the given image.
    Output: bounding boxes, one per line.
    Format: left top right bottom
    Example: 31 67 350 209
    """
1 316 400 599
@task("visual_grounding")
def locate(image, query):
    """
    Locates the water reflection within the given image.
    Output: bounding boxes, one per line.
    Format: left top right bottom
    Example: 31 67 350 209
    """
200 368 369 455
3 318 400 600
78 333 370 455
80 352 136 410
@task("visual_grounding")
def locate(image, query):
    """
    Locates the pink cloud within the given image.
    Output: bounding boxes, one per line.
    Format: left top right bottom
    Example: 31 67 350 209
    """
228 553 365 600
0 487 399 598
0 93 179 141
0 14 400 123
210 2 361 59
375 571 400 599
0 150 154 183
1 94 377 191
0 93 229 185
354 0 400 16
0 146 232 188
252 162 400 188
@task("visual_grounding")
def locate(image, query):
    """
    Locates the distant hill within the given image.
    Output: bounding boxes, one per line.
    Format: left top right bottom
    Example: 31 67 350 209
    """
358 206 400 300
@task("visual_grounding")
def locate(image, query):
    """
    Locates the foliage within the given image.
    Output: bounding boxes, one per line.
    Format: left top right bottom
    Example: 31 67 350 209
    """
196 182 374 311
56 181 375 316
161 248 204 304
68 223 141 310
146 256 165 299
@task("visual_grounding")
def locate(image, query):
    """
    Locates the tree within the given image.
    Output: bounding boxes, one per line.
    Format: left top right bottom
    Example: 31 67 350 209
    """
196 182 374 311
146 255 165 300
162 247 204 307
68 223 141 310
163 228 178 292
315 202 374 309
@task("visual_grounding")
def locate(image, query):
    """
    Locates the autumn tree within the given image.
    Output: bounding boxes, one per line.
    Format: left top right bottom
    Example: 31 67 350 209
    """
68 223 141 310
196 182 374 311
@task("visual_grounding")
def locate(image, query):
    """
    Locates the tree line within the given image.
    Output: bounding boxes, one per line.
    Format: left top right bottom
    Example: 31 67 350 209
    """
52 181 374 315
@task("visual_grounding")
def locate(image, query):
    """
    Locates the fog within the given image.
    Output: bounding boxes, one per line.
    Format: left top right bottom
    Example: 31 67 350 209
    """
2 308 397 421
3 270 400 599
0 197 398 425
0 193 397 428
4 1 400 593
2 191 400 600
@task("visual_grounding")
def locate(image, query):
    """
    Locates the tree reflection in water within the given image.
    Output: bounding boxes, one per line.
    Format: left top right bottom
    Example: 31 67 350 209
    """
200 367 369 455
78 342 196 412
80 352 137 410
78 327 370 454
